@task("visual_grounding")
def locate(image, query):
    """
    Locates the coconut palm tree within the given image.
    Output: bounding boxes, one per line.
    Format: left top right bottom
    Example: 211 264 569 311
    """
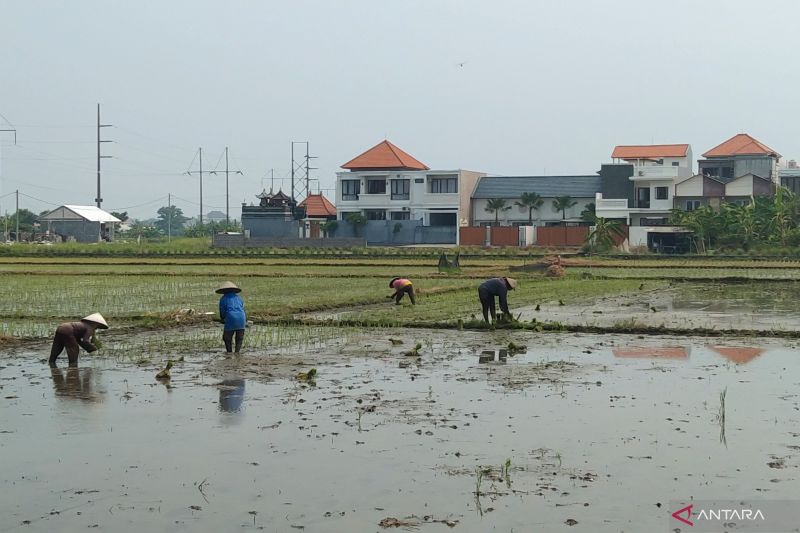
552 195 578 220
515 192 544 225
586 217 625 252
485 198 512 225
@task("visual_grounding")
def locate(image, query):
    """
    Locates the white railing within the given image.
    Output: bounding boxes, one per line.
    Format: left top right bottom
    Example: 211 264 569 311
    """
630 166 685 179
596 198 629 209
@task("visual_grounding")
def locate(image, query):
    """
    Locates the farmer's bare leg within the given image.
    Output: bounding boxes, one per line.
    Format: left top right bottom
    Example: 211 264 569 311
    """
479 288 492 323
223 330 234 353
234 329 244 353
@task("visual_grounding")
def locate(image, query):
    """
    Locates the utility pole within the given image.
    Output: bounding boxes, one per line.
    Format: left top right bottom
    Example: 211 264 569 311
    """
184 148 204 226
96 104 112 209
291 141 316 214
167 192 172 243
210 147 243 227
15 189 19 243
0 127 17 217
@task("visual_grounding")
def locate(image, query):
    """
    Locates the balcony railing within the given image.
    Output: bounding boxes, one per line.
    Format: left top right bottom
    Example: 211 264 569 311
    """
596 198 629 210
342 194 359 201
391 193 409 200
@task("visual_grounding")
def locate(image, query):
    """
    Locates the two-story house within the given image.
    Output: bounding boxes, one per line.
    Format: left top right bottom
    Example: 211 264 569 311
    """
595 144 694 226
335 140 484 236
698 133 781 183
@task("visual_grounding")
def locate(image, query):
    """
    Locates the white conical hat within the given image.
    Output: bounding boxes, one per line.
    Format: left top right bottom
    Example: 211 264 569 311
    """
505 277 518 290
215 281 241 294
82 313 109 329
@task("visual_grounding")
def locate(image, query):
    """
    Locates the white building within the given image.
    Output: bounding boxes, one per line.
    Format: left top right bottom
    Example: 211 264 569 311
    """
335 140 484 228
597 144 694 227
470 175 601 226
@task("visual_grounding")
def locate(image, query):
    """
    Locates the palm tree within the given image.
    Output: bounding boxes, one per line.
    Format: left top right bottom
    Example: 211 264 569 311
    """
552 195 578 221
585 217 625 252
485 198 512 225
515 192 544 225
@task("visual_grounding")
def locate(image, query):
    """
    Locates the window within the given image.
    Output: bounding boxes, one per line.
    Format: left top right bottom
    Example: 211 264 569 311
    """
429 175 458 193
390 179 410 200
341 179 360 200
414 178 424 184
365 209 386 220
656 159 664 165
636 187 650 208
390 211 410 220
655 186 668 200
685 200 701 211
721 167 734 179
366 178 386 194
671 161 680 166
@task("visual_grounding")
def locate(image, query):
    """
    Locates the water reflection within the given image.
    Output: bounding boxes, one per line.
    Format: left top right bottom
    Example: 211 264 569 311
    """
479 349 508 364
50 367 104 402
218 378 245 413
612 346 690 359
708 345 765 365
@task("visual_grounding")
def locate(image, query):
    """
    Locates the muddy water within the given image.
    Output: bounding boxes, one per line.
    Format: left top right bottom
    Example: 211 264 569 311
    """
1 331 799 532
520 281 800 331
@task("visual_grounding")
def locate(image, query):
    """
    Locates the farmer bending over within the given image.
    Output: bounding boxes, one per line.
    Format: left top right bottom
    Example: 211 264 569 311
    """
388 277 416 305
477 277 517 324
49 313 109 367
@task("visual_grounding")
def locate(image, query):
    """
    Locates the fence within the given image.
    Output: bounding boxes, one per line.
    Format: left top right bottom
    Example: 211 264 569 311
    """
212 234 366 248
536 226 589 246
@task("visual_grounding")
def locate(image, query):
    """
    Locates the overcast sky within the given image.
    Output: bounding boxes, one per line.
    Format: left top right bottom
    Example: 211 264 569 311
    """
2 0 799 219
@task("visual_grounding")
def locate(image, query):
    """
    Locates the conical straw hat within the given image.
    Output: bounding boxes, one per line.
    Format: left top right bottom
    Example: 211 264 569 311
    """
505 277 518 290
215 281 241 294
82 313 109 329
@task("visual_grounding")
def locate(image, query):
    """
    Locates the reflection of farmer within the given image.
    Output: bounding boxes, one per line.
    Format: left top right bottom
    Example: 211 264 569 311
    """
477 278 517 324
388 277 416 305
216 281 246 354
49 313 109 367
219 378 245 412
51 367 102 402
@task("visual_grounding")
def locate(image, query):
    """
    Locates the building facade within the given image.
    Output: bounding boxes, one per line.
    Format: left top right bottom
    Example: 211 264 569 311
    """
596 144 694 226
335 140 484 243
698 133 780 183
470 175 600 226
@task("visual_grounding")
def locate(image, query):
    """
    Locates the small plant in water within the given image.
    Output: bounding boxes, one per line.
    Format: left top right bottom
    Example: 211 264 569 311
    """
502 458 512 488
404 343 422 357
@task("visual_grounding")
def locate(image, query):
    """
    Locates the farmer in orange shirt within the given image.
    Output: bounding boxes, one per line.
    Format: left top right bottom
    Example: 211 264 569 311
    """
388 277 416 305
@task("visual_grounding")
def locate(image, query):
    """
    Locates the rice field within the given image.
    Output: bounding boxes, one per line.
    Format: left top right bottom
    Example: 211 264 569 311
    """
1 254 797 339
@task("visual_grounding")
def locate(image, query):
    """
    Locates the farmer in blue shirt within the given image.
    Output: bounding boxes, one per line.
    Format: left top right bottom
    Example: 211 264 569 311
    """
216 281 246 353
478 277 517 324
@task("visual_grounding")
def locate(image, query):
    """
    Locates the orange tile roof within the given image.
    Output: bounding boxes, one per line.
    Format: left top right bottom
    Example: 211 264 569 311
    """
611 144 689 160
702 133 780 158
707 345 764 364
298 193 336 217
612 346 689 359
341 140 429 170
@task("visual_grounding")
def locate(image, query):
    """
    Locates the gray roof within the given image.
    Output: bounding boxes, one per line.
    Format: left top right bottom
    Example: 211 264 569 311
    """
779 168 800 178
472 175 601 199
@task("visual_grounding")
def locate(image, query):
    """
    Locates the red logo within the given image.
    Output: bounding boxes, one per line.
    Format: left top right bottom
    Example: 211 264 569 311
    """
672 504 693 526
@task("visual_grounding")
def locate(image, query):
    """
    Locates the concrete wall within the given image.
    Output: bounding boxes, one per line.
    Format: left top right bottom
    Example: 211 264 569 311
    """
734 157 777 182
458 170 485 226
47 220 102 243
362 219 456 245
212 234 365 248
599 164 635 207
242 218 300 238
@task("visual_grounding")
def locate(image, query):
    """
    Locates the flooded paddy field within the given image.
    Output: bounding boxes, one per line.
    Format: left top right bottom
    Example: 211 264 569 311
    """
1 328 799 532
2 257 800 531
